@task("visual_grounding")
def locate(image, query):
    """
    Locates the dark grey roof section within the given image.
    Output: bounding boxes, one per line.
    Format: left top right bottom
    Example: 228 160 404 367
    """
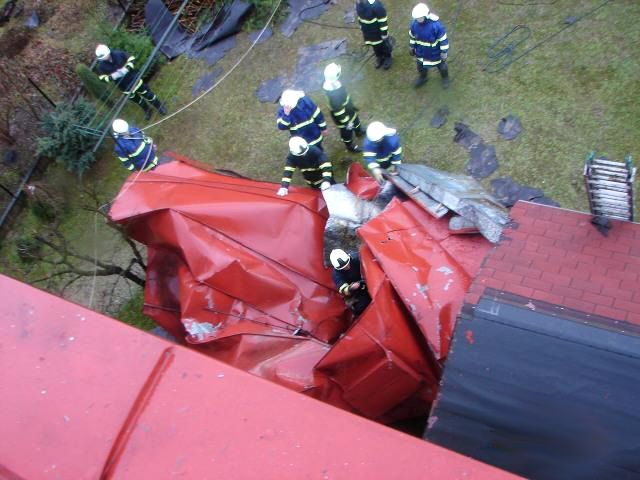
425 289 640 480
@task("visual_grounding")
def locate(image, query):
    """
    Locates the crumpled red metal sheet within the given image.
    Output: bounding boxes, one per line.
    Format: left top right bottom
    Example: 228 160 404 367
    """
357 199 491 360
110 153 490 420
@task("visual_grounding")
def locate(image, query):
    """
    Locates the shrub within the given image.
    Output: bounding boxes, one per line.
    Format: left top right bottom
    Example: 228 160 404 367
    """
36 98 97 176
76 63 117 107
15 236 41 264
244 0 289 32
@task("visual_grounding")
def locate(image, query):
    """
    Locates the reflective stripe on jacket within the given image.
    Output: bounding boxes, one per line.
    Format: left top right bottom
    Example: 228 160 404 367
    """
281 145 333 188
324 85 358 128
362 133 402 170
356 0 388 45
113 126 157 171
276 96 327 146
96 49 140 92
409 17 449 66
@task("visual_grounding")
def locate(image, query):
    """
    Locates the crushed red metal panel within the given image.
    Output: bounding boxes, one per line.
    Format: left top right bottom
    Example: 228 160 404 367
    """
0 274 520 479
109 153 491 420
466 201 640 322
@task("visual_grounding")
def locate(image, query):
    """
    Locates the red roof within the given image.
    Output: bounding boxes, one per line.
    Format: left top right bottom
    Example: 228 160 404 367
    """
467 201 640 323
0 274 518 479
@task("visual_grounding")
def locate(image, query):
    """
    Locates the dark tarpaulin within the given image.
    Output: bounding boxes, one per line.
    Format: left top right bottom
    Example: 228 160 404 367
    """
145 0 250 59
191 67 223 97
497 114 523 141
466 144 498 179
490 176 559 208
431 106 449 128
425 289 640 480
255 39 348 102
280 0 331 38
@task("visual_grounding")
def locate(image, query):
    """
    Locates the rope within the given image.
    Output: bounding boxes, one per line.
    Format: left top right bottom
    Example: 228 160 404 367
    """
140 0 283 132
484 0 612 74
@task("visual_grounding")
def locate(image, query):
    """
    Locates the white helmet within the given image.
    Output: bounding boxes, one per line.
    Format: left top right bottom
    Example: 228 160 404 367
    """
95 44 111 60
366 121 388 142
280 89 305 109
289 136 309 156
412 3 430 19
330 249 351 270
112 118 129 135
324 63 341 83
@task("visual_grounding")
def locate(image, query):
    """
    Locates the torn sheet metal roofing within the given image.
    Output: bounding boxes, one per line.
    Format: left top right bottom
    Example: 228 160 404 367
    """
109 153 492 420
0 274 519 479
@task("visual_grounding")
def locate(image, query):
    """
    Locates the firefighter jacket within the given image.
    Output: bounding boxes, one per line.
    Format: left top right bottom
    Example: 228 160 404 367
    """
331 253 364 296
113 126 157 172
409 15 449 66
96 49 142 93
362 133 402 171
276 96 327 146
324 85 358 129
280 145 333 188
356 0 388 45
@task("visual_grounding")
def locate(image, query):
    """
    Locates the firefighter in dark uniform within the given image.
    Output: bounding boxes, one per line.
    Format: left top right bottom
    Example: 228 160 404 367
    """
277 89 328 150
322 63 365 153
112 119 158 172
362 121 402 183
330 249 371 318
409 3 450 88
95 44 167 120
356 0 392 70
276 137 334 196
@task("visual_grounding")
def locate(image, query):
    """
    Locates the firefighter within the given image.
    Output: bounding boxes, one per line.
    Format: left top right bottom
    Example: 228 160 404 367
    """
409 3 450 88
95 44 167 120
276 137 334 196
362 121 402 183
356 0 392 70
277 89 328 149
330 249 371 318
111 119 158 172
322 63 365 153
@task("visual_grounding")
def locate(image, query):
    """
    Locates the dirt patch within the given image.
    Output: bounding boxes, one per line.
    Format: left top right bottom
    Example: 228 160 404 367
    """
0 26 32 58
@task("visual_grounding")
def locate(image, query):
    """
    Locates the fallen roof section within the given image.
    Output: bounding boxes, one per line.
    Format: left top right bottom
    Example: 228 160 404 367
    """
0 274 519 479
109 153 492 421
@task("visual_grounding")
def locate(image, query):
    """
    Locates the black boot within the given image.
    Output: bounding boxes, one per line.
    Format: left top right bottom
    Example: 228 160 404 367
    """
152 98 167 115
440 62 450 89
414 63 428 88
141 103 153 121
382 56 392 70
375 55 384 69
346 143 362 153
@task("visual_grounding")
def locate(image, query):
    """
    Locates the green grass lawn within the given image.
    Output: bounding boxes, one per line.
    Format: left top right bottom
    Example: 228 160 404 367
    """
1 0 638 328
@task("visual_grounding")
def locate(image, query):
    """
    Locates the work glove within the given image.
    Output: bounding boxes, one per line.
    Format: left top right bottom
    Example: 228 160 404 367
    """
409 47 416 57
349 281 361 292
381 34 388 40
441 52 448 60
320 181 331 191
346 121 354 131
276 187 289 197
111 69 125 80
371 167 384 184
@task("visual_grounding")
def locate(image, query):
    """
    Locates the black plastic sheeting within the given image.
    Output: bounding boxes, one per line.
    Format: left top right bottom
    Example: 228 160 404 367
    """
453 122 483 150
248 26 272 44
280 0 331 38
146 0 250 60
255 75 286 103
255 39 348 102
430 106 449 128
425 290 640 480
192 67 223 97
497 114 523 141
491 176 559 208
467 144 498 179
191 35 237 66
